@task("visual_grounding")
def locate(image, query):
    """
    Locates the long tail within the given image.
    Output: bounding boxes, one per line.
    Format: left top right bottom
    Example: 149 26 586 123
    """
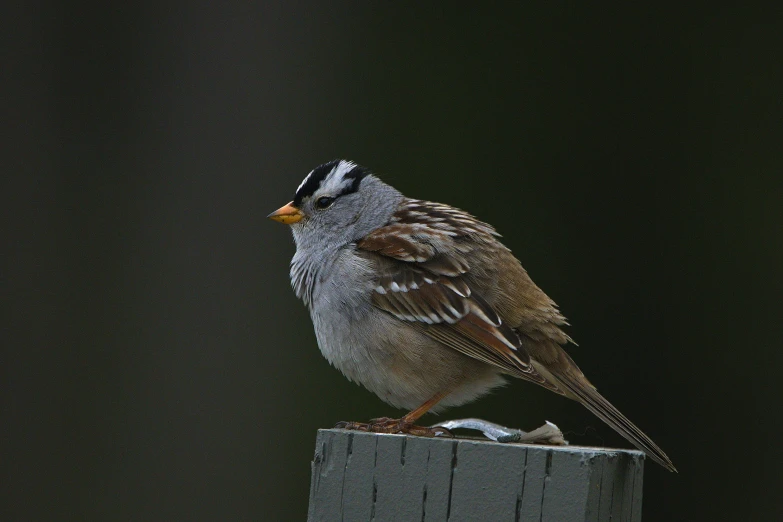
551 368 677 472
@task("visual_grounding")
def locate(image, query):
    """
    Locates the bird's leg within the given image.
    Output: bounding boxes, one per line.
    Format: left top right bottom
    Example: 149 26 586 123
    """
335 391 453 437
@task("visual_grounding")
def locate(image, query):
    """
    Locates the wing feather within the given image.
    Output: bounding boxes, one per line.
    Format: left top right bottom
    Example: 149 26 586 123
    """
359 215 541 380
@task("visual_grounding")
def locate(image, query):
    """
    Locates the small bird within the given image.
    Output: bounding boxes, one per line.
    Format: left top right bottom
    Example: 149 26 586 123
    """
269 159 676 472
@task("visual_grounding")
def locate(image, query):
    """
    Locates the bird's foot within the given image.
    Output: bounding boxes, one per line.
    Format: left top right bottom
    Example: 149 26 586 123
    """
335 417 452 438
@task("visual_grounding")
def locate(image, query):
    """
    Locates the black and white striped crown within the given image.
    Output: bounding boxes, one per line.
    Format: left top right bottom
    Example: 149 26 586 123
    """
293 159 369 207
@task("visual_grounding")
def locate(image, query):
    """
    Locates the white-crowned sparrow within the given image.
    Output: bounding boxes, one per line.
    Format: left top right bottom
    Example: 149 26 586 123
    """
269 159 676 472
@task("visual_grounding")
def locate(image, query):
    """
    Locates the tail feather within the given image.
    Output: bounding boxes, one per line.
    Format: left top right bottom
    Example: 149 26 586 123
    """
555 372 677 472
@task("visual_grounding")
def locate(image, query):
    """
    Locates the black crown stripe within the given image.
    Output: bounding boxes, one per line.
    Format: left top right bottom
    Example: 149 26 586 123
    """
292 160 369 207
293 159 340 207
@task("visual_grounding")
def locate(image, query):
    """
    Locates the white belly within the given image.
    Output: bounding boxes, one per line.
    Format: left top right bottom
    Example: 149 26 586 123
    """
311 303 506 412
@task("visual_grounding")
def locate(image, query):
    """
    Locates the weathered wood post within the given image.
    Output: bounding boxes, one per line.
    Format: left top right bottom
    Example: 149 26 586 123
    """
308 429 644 521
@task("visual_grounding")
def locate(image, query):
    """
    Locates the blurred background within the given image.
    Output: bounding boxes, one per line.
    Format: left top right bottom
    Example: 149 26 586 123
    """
3 3 782 520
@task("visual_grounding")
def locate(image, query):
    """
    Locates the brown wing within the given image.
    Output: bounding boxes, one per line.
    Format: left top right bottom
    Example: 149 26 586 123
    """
357 205 552 388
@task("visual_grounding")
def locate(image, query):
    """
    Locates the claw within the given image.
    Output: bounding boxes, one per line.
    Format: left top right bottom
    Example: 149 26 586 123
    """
334 418 453 438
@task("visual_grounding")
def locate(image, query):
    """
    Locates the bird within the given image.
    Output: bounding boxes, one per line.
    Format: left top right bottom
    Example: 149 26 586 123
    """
268 159 676 472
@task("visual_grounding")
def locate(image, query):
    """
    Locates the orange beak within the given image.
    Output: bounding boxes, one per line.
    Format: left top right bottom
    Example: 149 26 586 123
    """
267 201 304 224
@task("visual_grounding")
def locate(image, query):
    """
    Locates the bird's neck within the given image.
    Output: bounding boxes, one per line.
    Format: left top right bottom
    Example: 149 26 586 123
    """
290 244 342 307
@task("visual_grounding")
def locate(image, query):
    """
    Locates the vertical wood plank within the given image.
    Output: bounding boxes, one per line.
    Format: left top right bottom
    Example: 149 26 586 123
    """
308 430 645 522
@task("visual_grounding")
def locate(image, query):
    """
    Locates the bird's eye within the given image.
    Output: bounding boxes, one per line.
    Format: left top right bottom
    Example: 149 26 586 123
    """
315 196 336 209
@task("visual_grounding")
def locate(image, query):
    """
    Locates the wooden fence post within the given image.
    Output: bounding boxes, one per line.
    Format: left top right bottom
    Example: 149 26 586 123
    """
307 428 644 521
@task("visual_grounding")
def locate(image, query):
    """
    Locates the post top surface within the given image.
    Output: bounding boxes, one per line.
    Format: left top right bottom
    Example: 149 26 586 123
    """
319 428 646 459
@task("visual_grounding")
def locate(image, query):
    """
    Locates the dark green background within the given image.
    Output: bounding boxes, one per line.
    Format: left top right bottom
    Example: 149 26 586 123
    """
4 4 782 521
